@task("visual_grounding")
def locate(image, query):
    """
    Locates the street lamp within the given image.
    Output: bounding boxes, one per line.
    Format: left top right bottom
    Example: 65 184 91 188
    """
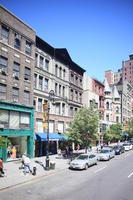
45 90 55 170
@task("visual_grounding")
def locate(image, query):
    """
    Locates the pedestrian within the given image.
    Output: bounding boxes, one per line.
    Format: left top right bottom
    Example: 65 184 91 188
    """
0 157 4 177
11 146 16 159
23 154 32 175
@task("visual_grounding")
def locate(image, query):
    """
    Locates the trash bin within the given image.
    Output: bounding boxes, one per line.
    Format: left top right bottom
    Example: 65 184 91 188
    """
32 166 37 175
50 161 55 170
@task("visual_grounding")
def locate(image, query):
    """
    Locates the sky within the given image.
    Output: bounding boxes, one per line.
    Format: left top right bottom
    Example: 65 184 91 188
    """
0 0 133 82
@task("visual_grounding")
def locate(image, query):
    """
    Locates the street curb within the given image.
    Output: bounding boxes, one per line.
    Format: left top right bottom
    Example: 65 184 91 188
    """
0 167 67 192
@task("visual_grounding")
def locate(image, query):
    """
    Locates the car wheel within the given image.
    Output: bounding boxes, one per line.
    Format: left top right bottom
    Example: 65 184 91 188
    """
85 164 88 170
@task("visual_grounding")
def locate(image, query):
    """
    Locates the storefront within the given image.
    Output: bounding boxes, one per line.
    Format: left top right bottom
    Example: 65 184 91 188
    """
0 101 34 162
35 132 67 157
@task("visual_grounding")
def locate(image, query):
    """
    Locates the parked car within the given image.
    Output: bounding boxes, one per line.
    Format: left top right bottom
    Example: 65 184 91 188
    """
98 147 115 161
113 145 125 155
69 154 97 170
123 143 132 151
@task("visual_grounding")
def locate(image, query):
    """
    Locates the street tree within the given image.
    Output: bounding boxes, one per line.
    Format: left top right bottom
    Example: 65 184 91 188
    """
68 103 99 152
110 123 123 142
128 120 133 139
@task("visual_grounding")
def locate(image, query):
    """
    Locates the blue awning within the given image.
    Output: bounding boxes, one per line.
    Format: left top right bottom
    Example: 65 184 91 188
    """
35 133 67 142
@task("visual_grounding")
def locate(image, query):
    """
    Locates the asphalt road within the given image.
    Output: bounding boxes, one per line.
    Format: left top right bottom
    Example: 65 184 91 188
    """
1 150 133 200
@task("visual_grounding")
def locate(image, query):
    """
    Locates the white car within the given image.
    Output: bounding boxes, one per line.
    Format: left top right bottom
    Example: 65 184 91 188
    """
69 154 97 170
98 147 115 161
123 143 132 151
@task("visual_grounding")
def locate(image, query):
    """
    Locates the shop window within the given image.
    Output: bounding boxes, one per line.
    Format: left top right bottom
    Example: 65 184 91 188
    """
0 109 9 128
20 113 30 129
9 111 19 129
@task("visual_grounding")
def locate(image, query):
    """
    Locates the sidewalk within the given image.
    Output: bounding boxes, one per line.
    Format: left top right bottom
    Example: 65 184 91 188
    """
0 155 69 191
0 146 101 191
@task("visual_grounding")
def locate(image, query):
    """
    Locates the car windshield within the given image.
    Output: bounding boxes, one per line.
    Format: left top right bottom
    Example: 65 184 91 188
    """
123 144 129 146
76 155 88 160
100 149 109 153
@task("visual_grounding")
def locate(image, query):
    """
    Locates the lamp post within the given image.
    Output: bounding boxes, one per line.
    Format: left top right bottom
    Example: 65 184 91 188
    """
45 90 55 170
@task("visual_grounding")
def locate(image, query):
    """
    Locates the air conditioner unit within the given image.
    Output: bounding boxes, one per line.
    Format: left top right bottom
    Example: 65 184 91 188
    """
15 34 21 40
1 68 6 75
13 98 18 102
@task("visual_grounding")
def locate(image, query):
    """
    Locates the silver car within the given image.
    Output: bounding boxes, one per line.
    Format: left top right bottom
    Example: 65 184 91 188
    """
69 154 97 170
98 147 115 161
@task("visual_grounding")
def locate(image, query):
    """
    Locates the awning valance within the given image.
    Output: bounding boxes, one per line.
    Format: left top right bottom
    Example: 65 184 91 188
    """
35 133 68 142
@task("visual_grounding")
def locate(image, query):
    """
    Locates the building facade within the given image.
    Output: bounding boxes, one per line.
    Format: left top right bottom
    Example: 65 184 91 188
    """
34 36 85 156
0 5 35 161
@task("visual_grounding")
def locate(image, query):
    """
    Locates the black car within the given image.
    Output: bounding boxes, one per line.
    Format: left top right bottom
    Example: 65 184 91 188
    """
113 145 125 155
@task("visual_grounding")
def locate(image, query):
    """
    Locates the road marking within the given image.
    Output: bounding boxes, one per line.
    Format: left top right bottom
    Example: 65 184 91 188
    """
94 166 107 173
128 171 133 178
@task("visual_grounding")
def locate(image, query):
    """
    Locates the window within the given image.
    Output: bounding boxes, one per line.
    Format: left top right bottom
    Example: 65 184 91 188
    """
45 59 49 71
59 67 62 78
2 26 9 43
116 107 119 113
39 56 44 68
106 114 109 121
38 98 42 112
62 103 65 115
75 76 78 85
116 116 119 123
24 67 31 81
58 121 64 133
71 73 74 83
13 62 20 79
0 109 8 127
55 83 58 95
20 113 30 129
9 111 19 129
79 93 82 103
12 87 19 101
70 107 73 116
34 74 37 88
55 103 60 115
49 120 54 133
55 64 58 76
39 76 43 90
106 102 109 109
24 91 30 104
35 53 38 67
14 33 21 49
59 85 61 96
80 79 82 86
62 86 65 97
75 91 78 101
0 84 6 100
0 56 8 72
25 41 31 55
70 89 73 101
44 78 48 91
36 119 43 132
63 69 66 78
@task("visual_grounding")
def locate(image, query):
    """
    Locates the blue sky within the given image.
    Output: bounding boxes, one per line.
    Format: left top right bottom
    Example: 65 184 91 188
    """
1 0 133 81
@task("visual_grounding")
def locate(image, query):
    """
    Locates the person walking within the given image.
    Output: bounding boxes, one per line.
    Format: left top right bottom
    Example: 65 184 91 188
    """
23 154 32 176
0 157 4 177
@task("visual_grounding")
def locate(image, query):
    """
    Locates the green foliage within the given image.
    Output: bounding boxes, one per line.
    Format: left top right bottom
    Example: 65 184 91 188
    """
103 123 122 143
68 103 99 148
127 120 133 139
0 137 8 148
